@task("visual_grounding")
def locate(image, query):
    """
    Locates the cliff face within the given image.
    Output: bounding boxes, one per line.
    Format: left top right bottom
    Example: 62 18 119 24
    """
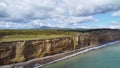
0 37 74 65
0 29 120 65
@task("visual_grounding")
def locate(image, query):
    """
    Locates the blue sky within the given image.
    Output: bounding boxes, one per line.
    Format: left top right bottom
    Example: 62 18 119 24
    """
0 0 120 29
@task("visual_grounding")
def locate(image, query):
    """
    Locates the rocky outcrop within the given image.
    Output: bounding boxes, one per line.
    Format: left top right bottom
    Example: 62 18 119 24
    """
0 37 74 65
0 29 120 66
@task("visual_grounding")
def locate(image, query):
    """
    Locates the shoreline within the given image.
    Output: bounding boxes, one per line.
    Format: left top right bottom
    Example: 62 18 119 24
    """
0 40 120 68
41 40 120 68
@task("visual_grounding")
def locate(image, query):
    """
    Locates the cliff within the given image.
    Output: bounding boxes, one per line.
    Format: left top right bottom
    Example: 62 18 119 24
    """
0 29 120 66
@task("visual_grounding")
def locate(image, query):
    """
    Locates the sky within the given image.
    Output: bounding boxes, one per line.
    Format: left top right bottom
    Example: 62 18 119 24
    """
0 0 120 29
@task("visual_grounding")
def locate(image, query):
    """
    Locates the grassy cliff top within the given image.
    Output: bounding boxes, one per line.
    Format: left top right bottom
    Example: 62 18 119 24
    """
0 29 119 42
0 30 78 42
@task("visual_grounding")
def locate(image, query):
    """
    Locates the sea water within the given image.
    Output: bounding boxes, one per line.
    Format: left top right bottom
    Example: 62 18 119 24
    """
43 42 120 68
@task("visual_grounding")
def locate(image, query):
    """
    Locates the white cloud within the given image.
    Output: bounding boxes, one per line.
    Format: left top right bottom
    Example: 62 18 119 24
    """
112 11 120 16
44 16 97 28
0 0 120 19
0 16 97 29
110 21 120 25
0 0 120 29
70 16 98 23
0 21 30 29
84 21 120 29
109 25 119 29
107 21 120 29
60 0 120 16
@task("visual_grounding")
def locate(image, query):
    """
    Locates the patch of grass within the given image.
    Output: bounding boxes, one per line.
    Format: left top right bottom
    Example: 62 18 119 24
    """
0 35 69 42
0 30 79 42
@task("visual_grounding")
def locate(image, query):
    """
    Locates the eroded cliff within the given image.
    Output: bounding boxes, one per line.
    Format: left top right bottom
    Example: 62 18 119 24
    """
0 29 120 66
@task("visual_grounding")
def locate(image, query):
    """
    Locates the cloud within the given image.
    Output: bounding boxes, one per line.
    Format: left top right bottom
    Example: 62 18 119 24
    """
43 16 97 28
112 11 120 16
70 16 98 23
61 0 120 16
0 20 53 29
0 0 120 29
84 21 120 29
0 16 97 29
0 0 57 20
106 21 120 29
108 25 120 29
110 21 120 25
1 0 120 20
0 21 30 29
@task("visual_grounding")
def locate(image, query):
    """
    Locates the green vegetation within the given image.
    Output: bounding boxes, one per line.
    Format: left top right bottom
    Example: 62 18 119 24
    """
0 35 68 42
0 30 78 42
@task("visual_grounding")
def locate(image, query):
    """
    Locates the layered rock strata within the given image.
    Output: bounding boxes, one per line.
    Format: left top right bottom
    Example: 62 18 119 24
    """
0 29 120 66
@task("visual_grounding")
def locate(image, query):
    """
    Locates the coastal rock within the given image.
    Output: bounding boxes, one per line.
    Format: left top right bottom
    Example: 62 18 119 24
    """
0 29 120 65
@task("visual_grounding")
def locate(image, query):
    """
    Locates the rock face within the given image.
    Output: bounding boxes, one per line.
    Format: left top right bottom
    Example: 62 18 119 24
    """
0 29 120 65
